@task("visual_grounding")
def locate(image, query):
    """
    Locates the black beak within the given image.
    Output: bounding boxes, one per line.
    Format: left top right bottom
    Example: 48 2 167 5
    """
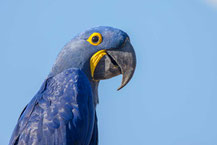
106 38 136 90
93 38 136 90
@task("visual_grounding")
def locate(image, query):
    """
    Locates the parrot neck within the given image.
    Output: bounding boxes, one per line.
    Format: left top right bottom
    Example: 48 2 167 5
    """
90 80 99 106
48 39 100 107
48 66 100 107
80 66 100 107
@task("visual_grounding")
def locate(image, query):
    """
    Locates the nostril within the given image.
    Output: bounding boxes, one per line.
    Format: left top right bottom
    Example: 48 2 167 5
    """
126 36 130 42
120 36 130 48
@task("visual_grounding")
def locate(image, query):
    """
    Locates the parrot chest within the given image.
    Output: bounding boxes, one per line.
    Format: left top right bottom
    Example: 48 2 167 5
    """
11 68 96 145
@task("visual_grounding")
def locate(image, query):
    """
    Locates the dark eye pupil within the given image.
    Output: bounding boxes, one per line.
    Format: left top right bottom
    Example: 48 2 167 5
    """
92 36 99 43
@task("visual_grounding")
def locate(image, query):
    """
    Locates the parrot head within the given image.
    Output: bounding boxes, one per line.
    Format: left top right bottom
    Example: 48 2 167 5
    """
50 26 136 90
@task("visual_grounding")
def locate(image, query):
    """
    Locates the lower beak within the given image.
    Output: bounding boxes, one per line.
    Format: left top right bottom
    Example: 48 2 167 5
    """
91 39 136 90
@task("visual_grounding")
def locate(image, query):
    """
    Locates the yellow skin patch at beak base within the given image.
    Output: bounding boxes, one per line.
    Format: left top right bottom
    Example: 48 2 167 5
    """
90 50 107 78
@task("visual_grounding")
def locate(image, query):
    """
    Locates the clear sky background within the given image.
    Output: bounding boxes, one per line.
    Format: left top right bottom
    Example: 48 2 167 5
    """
1 0 217 145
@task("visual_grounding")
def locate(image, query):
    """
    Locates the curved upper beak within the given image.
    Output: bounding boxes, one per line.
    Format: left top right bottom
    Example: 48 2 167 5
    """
106 38 136 90
90 37 136 90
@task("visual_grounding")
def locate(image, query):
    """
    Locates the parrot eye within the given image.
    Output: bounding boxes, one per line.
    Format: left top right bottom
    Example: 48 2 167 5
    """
87 32 102 46
92 36 99 43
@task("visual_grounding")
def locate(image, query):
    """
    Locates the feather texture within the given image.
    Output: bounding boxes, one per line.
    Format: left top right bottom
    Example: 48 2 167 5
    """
9 68 97 145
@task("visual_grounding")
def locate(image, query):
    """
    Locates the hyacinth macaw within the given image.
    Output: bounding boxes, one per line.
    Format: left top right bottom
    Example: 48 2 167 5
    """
9 26 136 145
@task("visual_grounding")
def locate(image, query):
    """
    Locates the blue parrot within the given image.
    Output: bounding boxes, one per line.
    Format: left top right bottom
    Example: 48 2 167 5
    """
9 26 136 145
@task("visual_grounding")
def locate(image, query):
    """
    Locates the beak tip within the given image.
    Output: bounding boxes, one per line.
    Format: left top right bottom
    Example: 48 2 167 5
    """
117 87 122 91
116 79 128 91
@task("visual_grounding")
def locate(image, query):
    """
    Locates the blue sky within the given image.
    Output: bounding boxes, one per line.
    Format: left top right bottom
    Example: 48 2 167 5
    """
1 0 217 144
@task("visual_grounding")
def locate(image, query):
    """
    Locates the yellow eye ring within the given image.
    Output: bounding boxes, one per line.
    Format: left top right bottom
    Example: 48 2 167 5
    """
87 32 103 46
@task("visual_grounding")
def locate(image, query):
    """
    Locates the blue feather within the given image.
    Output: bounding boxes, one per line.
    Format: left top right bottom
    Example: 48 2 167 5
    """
9 68 97 145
